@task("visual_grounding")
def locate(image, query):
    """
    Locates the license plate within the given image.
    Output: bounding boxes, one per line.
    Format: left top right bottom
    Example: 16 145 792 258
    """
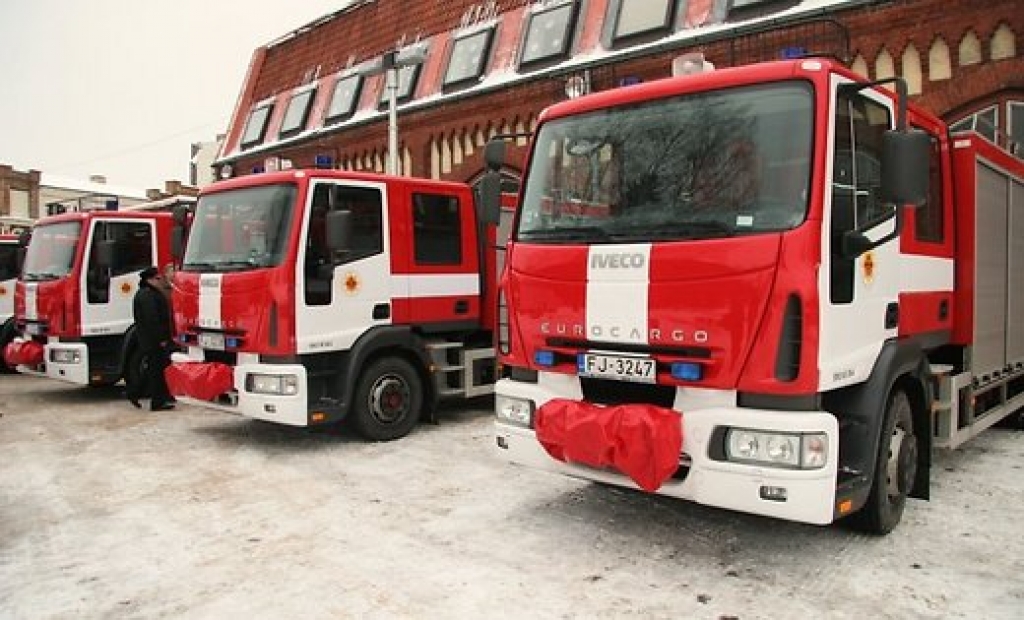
578 352 656 383
198 332 225 350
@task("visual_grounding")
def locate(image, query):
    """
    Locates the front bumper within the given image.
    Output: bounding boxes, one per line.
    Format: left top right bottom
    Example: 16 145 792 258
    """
171 351 310 426
493 376 839 526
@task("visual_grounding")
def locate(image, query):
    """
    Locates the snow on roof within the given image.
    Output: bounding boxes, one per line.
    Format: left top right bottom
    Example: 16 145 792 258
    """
39 173 149 200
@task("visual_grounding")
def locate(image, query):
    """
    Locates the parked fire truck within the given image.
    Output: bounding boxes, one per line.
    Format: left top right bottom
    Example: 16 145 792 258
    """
484 57 1024 534
0 234 21 372
167 169 507 441
4 197 193 386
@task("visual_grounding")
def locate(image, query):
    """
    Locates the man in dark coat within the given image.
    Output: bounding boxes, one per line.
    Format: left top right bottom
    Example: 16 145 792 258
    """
131 266 175 411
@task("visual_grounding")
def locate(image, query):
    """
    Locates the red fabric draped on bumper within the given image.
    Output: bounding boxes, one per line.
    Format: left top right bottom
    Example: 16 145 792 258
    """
3 339 44 367
165 362 234 401
535 399 683 492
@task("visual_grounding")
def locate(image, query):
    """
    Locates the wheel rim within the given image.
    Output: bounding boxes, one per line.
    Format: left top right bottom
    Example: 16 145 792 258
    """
885 420 917 502
368 374 410 425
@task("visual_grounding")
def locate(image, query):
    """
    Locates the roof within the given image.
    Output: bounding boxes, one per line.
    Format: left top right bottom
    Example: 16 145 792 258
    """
40 173 149 201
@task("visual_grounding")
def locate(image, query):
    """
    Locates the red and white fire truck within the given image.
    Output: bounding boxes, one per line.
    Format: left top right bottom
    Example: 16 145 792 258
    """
485 57 1024 534
167 169 506 441
0 234 21 372
5 198 192 386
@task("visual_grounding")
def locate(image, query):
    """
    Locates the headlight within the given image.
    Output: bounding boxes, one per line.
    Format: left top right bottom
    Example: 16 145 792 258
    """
725 428 828 470
495 395 533 428
50 349 81 364
246 373 299 396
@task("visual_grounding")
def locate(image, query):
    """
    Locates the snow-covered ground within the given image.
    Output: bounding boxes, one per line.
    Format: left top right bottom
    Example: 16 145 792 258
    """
1 375 1022 619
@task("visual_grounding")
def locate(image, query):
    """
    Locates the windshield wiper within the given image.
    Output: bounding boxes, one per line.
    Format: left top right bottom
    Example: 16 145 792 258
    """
617 220 736 240
182 261 218 272
23 272 62 281
518 226 611 242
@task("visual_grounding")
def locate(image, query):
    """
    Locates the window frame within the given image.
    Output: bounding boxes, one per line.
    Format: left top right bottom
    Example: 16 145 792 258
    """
278 87 318 139
378 62 423 108
611 0 676 46
325 74 364 125
240 102 275 149
443 26 497 92
518 1 580 71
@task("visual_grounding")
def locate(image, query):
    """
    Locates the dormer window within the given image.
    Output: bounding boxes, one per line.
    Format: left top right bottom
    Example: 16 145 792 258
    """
240 102 274 149
326 74 363 124
612 0 675 45
443 27 495 91
519 1 579 71
278 87 317 139
378 63 422 107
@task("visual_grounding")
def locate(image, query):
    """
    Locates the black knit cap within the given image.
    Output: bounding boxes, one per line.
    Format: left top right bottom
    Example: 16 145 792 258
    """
138 266 159 282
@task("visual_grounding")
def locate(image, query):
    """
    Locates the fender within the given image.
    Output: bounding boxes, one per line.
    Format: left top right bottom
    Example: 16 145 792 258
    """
334 325 438 421
825 338 933 515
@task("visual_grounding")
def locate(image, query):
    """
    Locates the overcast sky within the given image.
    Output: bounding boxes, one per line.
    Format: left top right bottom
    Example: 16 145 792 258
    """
0 0 349 191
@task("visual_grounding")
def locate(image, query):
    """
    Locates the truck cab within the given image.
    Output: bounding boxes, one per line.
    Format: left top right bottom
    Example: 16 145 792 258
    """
170 169 502 440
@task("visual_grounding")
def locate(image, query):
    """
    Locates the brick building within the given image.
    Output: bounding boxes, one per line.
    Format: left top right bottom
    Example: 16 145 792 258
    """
214 0 1023 189
0 164 201 232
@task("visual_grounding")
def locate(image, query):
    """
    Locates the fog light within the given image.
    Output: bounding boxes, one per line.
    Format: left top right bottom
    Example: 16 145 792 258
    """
496 395 534 428
760 486 788 502
670 362 703 381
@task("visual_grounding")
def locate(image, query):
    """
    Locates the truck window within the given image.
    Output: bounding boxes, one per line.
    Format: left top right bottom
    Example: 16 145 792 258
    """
412 193 462 265
517 82 813 242
183 185 297 272
0 244 17 281
21 222 81 281
830 89 893 304
333 186 383 263
87 221 154 303
914 134 944 242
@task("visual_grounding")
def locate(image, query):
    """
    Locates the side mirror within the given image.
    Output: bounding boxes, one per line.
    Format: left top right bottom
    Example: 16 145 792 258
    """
171 227 186 260
881 129 930 205
325 210 352 256
484 139 506 172
477 172 503 226
94 239 116 269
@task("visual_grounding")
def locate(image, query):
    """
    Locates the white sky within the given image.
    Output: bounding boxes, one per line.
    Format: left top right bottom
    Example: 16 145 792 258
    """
0 0 349 191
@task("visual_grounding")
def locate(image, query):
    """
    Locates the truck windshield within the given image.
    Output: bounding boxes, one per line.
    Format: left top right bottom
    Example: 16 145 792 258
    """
517 82 814 243
21 222 81 281
182 184 297 272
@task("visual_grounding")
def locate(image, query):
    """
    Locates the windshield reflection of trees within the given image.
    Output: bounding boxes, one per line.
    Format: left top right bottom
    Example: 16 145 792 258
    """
519 83 812 243
182 185 296 272
22 222 81 281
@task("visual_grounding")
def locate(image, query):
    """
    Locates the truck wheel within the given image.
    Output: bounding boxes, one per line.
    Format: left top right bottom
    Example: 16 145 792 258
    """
0 319 16 374
124 347 150 399
850 389 917 535
351 357 422 442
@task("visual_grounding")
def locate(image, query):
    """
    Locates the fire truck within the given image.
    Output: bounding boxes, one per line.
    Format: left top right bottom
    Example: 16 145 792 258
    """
4 198 192 386
0 234 21 372
484 57 1024 534
167 169 506 441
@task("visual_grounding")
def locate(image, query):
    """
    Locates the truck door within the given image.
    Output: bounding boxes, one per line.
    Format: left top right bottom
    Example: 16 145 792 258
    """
296 181 391 352
82 219 154 336
819 78 900 389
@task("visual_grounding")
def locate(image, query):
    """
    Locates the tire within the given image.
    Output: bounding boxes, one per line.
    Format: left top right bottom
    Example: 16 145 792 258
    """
0 318 16 374
849 389 918 535
124 346 150 400
351 357 423 442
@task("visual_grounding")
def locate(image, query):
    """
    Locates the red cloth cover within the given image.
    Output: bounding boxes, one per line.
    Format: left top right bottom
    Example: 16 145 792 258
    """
165 362 234 401
3 339 44 367
535 399 683 492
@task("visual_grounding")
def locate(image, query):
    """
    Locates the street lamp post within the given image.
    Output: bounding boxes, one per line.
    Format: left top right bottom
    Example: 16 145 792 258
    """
361 47 427 176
